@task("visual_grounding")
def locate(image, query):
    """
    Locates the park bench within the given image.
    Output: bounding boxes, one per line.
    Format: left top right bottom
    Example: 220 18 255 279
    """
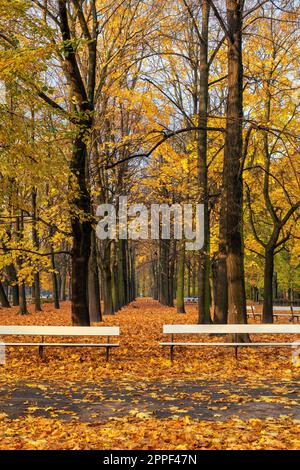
273 306 300 322
0 326 120 361
247 305 300 322
160 324 300 361
246 305 258 320
184 297 198 303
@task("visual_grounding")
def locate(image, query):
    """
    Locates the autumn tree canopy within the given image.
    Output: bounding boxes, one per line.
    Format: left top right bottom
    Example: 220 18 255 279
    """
0 0 299 325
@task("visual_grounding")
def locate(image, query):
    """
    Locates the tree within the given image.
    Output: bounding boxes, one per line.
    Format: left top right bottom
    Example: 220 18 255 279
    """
244 4 300 322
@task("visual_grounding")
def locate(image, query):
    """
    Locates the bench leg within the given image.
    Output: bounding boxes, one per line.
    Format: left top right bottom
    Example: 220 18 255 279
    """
38 345 44 360
235 346 238 361
106 347 110 362
170 345 174 363
106 336 110 362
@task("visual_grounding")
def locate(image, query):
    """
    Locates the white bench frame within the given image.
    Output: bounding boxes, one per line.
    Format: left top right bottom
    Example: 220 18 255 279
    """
160 324 300 362
0 326 120 361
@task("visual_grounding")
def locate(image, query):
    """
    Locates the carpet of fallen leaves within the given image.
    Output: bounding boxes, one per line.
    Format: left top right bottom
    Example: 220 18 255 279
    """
1 414 299 450
0 298 299 450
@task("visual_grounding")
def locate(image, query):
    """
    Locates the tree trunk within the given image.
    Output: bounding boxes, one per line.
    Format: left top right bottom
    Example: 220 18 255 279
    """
88 230 102 323
5 261 19 307
168 240 176 307
224 0 247 329
103 269 113 315
128 243 136 302
60 258 67 301
0 280 10 307
57 0 94 326
70 135 91 325
197 0 211 324
33 272 42 312
176 242 186 313
111 240 120 312
19 281 28 315
17 212 29 315
122 240 129 305
262 248 274 323
192 258 196 297
11 285 19 306
31 189 42 311
50 242 60 310
101 241 114 315
117 240 126 308
187 258 191 297
152 258 158 300
214 202 228 323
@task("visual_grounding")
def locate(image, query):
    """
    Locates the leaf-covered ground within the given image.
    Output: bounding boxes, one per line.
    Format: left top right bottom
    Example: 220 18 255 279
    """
0 298 299 449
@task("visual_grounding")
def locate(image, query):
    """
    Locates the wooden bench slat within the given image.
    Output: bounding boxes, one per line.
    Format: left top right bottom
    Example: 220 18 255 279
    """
163 324 300 334
0 342 119 347
273 306 292 311
160 342 298 347
0 326 119 336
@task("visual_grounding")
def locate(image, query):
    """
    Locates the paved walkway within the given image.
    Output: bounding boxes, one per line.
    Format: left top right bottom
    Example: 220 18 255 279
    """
0 378 299 422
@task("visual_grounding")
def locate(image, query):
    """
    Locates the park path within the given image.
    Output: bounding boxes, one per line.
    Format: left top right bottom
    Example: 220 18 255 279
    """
0 377 299 422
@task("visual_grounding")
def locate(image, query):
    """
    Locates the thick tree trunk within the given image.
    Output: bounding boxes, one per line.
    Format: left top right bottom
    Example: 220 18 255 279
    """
57 0 94 326
176 242 186 313
263 248 274 323
88 230 102 323
224 0 247 328
19 281 28 315
5 258 19 306
70 135 91 325
214 202 228 323
101 241 114 315
10 284 19 306
197 0 211 324
0 280 10 307
103 269 113 315
33 272 42 312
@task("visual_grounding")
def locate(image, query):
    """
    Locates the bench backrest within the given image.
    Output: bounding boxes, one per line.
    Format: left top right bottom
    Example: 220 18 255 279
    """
291 306 300 312
163 324 300 334
0 326 120 336
246 305 300 313
273 306 291 311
